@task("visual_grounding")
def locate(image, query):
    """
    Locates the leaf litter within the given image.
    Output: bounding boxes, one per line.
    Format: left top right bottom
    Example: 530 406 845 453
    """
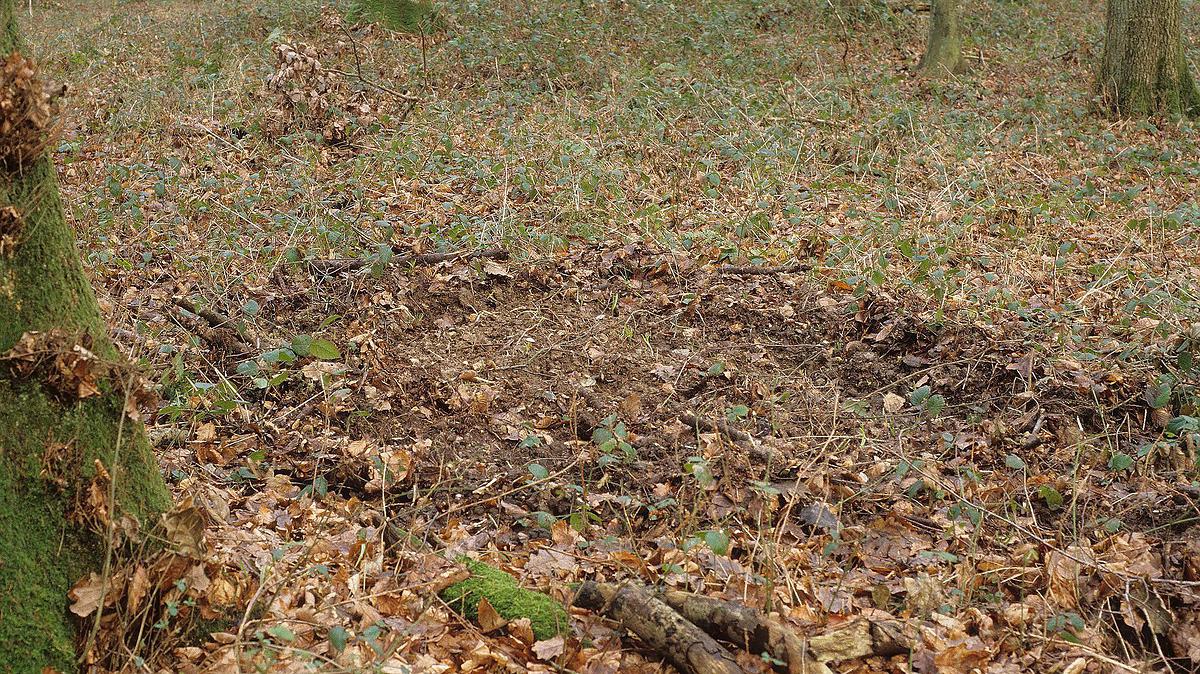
20 0 1200 672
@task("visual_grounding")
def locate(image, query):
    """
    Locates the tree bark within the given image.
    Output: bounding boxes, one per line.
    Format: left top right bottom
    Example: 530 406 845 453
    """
919 0 963 76
0 2 171 671
574 581 745 674
1098 0 1200 117
660 590 912 674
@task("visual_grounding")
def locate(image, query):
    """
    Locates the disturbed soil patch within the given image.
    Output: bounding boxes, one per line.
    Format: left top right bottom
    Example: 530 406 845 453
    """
118 246 1200 673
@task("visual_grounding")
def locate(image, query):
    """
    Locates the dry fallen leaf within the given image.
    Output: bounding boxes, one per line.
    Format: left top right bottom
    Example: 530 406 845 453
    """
127 565 149 614
508 618 536 645
532 635 565 661
162 496 207 557
1045 548 1087 610
476 597 507 633
882 392 906 413
68 572 106 617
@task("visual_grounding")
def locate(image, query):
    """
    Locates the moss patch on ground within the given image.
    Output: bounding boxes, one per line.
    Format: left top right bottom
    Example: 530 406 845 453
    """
440 558 569 641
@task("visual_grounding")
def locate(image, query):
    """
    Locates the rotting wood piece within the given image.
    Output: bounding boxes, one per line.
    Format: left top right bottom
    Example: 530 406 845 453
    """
574 580 745 674
660 589 911 674
678 411 782 464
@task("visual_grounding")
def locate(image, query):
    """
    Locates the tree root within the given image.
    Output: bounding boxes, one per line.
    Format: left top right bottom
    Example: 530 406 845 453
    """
575 581 913 674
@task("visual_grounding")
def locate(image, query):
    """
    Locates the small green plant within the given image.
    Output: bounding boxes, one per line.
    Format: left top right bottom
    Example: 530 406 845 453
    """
725 404 750 423
1046 612 1085 643
1037 485 1063 510
910 385 946 417
592 414 635 467
1107 452 1134 472
348 0 442 34
685 529 731 555
684 456 715 487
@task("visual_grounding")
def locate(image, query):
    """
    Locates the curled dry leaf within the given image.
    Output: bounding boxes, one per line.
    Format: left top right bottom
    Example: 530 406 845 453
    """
476 596 508 633
0 205 22 255
161 496 207 557
0 51 59 168
68 572 108 618
3 331 106 400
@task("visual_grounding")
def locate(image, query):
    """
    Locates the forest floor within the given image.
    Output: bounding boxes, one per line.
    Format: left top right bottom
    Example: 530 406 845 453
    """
24 0 1200 672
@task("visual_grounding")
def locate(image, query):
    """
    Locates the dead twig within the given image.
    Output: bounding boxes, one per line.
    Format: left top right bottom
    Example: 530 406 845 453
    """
717 263 811 275
308 247 509 275
170 298 249 352
679 412 783 465
679 411 750 442
575 581 914 674
325 68 420 102
172 297 238 331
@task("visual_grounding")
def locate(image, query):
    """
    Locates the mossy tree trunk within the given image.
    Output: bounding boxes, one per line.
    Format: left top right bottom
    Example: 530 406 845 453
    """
919 0 963 76
0 1 171 671
1098 0 1200 116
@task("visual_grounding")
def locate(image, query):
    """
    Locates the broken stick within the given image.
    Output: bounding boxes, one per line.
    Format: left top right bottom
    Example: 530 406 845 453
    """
718 264 810 275
574 581 745 674
308 247 510 275
660 590 911 674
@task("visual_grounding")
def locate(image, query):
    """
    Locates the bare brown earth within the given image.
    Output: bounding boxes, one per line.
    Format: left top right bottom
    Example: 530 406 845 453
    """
23 0 1200 671
88 240 1200 673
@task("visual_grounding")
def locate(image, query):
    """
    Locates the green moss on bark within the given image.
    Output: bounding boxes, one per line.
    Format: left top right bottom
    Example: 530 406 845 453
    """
919 0 963 76
1098 0 1200 118
440 559 569 641
0 1 171 671
0 382 170 673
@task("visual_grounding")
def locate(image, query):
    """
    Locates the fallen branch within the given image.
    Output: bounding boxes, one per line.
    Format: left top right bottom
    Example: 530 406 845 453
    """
718 264 810 275
678 412 783 465
660 590 911 674
574 581 744 674
679 411 750 442
170 298 249 352
308 247 509 275
172 297 239 331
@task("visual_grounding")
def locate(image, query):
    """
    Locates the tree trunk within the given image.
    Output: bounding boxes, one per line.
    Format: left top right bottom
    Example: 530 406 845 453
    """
919 0 963 75
1098 0 1200 117
0 1 171 671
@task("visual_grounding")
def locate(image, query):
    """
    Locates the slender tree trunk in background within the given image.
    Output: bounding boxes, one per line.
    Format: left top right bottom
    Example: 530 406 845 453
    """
0 0 170 670
919 0 962 75
1098 0 1200 116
